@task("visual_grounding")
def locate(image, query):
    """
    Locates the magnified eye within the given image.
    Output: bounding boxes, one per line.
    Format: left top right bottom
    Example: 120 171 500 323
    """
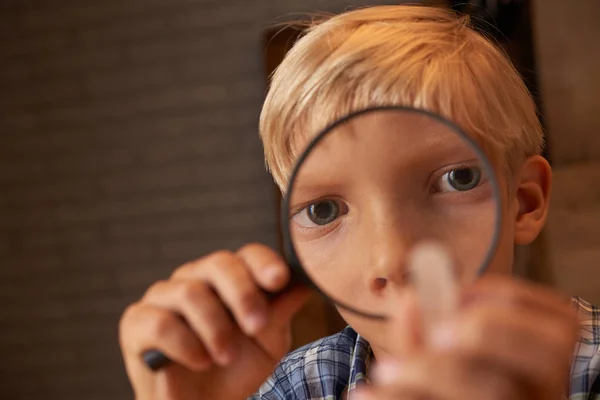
437 166 482 192
292 199 348 228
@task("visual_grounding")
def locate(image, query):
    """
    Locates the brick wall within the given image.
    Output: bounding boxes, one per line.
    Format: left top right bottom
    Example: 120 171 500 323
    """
0 1 400 399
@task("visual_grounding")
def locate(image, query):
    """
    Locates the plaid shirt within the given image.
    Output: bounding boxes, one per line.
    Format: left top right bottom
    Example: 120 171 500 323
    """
251 296 600 400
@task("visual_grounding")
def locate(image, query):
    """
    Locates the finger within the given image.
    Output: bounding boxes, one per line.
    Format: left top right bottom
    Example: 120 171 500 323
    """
386 288 426 355
119 303 210 372
462 275 576 321
373 356 528 400
269 285 312 325
254 286 312 360
143 280 237 367
173 251 270 335
236 243 290 292
435 303 576 395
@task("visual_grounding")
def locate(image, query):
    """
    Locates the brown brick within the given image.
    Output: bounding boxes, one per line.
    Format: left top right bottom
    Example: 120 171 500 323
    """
0 78 83 109
0 31 73 60
106 206 275 239
74 15 169 47
0 183 274 229
85 63 175 97
37 80 261 127
0 178 99 208
0 107 258 154
0 1 369 399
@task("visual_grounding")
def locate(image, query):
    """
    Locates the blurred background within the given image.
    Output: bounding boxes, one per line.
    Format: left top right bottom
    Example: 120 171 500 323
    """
0 0 598 398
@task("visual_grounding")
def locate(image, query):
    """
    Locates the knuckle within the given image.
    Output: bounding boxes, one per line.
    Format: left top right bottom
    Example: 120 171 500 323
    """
237 243 282 267
171 260 201 279
142 280 168 298
237 242 263 255
175 281 205 304
206 249 236 266
120 303 137 324
149 311 176 339
171 250 236 279
118 303 140 341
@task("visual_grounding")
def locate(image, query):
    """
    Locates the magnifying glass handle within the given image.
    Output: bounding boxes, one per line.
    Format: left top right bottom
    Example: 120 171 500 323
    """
143 349 172 371
141 287 287 372
409 241 458 344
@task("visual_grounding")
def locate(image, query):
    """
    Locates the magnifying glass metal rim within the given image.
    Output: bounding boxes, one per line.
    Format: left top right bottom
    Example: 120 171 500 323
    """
280 105 503 320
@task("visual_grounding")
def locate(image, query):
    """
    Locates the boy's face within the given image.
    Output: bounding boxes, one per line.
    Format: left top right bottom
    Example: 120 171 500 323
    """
287 110 537 357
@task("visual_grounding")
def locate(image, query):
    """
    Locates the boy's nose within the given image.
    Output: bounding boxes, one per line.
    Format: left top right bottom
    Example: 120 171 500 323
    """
367 234 411 295
369 270 410 294
361 201 421 296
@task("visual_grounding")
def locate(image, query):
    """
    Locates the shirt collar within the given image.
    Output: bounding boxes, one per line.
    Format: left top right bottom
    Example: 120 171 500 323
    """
344 331 373 396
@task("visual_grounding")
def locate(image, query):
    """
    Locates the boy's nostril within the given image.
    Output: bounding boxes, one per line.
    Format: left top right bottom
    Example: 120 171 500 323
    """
372 277 387 292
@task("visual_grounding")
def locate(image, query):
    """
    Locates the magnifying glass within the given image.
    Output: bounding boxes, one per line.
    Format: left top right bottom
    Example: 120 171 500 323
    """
142 105 502 369
282 106 502 320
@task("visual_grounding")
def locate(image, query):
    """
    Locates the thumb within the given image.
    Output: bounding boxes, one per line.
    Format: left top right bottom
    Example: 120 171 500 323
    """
270 286 312 326
409 241 458 347
252 286 312 360
387 289 426 357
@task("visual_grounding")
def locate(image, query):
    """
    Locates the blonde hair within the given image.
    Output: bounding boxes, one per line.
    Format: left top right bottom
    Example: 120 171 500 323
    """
260 5 544 189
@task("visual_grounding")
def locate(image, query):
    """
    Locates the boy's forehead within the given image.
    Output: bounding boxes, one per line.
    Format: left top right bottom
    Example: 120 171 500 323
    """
290 110 470 164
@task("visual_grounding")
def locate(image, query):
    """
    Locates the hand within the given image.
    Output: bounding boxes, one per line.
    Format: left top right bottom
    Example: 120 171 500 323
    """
355 276 580 400
118 243 311 400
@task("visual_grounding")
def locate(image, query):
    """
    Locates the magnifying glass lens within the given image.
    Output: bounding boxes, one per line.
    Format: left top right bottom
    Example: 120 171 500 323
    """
283 107 501 319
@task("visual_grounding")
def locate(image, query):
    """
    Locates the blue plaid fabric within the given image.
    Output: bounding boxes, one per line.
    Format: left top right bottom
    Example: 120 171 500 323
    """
570 297 600 400
250 296 600 400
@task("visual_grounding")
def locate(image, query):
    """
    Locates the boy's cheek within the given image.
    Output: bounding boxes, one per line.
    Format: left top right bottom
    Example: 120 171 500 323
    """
485 210 518 275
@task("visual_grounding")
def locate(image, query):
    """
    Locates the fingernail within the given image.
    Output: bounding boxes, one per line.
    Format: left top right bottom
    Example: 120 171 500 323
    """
244 312 268 334
431 323 455 349
374 361 402 384
216 344 236 366
265 265 285 286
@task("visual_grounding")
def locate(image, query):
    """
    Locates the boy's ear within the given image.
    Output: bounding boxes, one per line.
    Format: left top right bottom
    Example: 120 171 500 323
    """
513 155 552 246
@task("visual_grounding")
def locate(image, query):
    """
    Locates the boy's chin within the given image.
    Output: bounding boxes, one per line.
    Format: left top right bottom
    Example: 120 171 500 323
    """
357 322 424 360
339 292 425 357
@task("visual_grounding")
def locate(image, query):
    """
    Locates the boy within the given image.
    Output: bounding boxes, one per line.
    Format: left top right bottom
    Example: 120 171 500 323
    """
119 5 600 400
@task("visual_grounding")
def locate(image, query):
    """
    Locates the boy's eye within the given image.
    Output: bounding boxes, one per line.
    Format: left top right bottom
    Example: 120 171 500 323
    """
436 166 482 192
292 200 348 228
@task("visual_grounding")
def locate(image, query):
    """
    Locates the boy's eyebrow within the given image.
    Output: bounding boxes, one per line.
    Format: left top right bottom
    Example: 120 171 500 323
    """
301 131 477 170
288 116 483 199
290 139 478 196
289 182 346 205
420 136 479 160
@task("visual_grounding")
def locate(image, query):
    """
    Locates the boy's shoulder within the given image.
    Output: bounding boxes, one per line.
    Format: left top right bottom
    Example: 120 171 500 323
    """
251 326 362 399
570 296 600 398
572 296 600 344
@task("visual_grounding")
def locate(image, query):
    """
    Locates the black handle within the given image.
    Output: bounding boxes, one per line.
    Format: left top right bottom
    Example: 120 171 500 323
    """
143 349 172 371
